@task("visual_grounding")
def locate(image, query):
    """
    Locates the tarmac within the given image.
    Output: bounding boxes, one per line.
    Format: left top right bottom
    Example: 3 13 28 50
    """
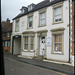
4 53 74 75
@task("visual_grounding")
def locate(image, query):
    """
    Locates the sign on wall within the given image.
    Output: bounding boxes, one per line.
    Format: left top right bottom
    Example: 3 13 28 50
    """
46 36 51 46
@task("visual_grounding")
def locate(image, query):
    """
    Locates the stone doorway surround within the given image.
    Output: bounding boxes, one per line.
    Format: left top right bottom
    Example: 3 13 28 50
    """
36 29 48 59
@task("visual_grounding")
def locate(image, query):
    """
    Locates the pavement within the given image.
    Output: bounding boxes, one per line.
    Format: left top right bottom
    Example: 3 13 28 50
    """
4 53 74 75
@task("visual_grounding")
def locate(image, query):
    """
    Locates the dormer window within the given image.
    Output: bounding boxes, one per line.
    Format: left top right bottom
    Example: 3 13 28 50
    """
28 3 35 11
28 6 32 11
20 6 28 14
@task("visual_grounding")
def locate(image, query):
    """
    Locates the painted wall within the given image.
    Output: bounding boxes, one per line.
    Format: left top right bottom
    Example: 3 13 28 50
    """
12 0 69 62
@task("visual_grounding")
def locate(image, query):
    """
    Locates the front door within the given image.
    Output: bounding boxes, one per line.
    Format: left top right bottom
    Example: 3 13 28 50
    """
40 36 45 56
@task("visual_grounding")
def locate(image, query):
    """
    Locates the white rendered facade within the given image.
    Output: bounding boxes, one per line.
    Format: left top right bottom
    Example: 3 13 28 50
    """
11 0 72 63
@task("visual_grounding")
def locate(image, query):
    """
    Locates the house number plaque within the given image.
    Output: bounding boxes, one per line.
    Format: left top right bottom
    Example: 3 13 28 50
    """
46 36 51 46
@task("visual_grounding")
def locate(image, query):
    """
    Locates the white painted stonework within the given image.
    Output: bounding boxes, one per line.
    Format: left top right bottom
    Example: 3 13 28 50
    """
11 0 74 66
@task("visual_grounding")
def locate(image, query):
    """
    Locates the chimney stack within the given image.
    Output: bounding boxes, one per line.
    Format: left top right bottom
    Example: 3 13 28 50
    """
6 18 10 24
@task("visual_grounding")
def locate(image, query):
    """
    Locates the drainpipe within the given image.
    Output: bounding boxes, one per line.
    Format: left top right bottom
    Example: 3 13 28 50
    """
68 0 70 63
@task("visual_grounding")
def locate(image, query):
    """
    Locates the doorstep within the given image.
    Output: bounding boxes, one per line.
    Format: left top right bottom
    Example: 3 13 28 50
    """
18 55 33 59
43 59 73 66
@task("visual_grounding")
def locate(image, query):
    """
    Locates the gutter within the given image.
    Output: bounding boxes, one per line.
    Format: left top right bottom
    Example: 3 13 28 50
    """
68 0 70 63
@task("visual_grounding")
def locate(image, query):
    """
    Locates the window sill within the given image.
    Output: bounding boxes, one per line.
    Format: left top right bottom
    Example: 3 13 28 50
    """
52 21 63 25
51 51 64 55
27 27 33 30
38 25 46 27
24 50 34 52
15 31 19 32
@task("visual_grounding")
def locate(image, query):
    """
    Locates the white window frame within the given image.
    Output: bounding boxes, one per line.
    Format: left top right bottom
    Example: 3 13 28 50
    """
53 34 63 53
30 36 34 50
54 7 62 23
24 36 34 51
24 36 28 50
40 12 46 26
28 16 33 28
53 2 63 24
51 30 64 54
15 20 19 32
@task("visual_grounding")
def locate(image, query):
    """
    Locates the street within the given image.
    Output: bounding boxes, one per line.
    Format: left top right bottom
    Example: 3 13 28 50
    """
4 57 68 75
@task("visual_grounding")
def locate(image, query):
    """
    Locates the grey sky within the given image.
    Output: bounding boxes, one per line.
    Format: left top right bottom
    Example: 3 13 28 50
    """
1 0 44 22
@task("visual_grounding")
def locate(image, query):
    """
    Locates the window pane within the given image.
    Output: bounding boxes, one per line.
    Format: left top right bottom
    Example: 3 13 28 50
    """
29 21 32 27
8 41 10 46
59 44 62 51
55 35 59 42
30 37 34 50
40 19 45 25
55 7 61 15
24 37 28 49
59 35 62 42
16 21 19 31
40 12 45 26
31 45 33 50
29 16 32 28
5 41 7 46
54 43 59 51
54 34 62 52
3 42 4 46
54 7 62 22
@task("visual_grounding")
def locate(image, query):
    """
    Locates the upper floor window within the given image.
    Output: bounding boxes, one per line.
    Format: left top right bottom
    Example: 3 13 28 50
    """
40 12 46 26
15 20 19 32
53 2 63 24
28 4 35 11
28 16 33 28
54 7 62 23
7 32 10 37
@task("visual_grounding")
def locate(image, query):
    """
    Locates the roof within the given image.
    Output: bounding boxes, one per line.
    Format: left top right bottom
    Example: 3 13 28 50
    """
13 0 65 20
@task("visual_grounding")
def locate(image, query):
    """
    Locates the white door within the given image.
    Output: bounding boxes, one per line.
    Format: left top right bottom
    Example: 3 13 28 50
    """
40 37 45 56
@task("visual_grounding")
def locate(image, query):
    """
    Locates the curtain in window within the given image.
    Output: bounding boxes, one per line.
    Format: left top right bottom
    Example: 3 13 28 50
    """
54 7 62 22
24 37 28 49
54 34 62 52
30 36 34 50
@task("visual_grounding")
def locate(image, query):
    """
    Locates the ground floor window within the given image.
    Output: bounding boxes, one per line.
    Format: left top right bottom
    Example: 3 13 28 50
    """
24 36 34 50
8 41 10 47
5 41 7 46
52 31 64 54
3 42 4 46
53 34 62 52
3 41 10 47
24 37 28 50
30 36 34 50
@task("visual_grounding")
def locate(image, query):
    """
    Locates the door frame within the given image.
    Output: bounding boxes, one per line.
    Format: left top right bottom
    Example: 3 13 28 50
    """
37 31 47 58
40 36 45 56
